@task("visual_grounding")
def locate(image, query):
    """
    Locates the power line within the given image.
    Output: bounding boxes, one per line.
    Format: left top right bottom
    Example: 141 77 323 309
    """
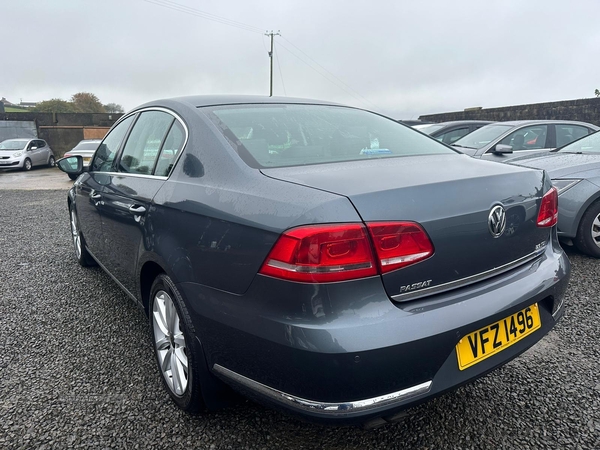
142 0 377 107
274 43 287 96
142 0 264 34
276 40 374 109
281 36 380 110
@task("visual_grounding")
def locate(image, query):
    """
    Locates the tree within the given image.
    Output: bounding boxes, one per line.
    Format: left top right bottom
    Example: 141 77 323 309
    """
103 102 124 113
71 92 106 113
32 98 75 113
596 89 600 98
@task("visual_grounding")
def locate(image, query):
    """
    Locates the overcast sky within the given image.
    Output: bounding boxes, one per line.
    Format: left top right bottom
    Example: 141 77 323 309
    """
3 0 600 118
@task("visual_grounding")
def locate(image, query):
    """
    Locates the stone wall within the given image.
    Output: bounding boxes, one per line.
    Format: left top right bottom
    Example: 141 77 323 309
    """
419 98 600 126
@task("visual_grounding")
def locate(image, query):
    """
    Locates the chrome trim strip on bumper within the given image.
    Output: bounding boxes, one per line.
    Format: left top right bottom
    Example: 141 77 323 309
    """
213 364 432 417
392 245 547 302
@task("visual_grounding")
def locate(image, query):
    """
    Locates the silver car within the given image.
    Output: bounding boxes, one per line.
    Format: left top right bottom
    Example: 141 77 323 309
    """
63 139 101 180
0 138 56 171
452 120 599 161
509 130 600 257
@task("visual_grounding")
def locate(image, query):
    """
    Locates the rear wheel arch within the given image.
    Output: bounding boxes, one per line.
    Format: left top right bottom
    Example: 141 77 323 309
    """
140 261 166 316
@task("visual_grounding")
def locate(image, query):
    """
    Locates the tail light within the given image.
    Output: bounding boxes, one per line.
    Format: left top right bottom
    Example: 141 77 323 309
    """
368 222 434 273
537 187 558 227
259 222 434 283
259 224 377 282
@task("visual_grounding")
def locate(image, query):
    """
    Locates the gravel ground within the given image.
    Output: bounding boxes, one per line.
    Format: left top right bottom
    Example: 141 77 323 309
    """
1 189 599 449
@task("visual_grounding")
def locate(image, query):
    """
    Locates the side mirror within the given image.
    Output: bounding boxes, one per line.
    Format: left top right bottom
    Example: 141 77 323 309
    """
493 144 513 154
29 146 38 151
57 155 84 176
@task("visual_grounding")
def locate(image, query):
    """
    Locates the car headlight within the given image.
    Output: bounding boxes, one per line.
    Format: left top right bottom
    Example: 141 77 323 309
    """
551 179 581 195
13 151 23 157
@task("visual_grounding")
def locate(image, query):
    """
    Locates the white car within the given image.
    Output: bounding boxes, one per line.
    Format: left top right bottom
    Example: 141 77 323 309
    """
0 138 56 171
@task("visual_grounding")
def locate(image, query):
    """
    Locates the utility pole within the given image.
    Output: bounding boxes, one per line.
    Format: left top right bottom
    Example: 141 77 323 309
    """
265 30 281 97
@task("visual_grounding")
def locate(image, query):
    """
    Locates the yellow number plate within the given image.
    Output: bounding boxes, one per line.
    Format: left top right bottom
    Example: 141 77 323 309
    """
456 304 541 370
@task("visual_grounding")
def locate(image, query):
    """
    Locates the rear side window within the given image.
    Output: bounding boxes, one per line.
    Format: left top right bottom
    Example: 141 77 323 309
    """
155 121 185 177
118 111 174 175
91 115 135 172
556 125 589 147
205 104 455 168
438 127 470 144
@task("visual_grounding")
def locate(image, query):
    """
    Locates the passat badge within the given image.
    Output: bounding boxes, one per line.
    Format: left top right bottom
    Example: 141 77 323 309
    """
488 205 506 238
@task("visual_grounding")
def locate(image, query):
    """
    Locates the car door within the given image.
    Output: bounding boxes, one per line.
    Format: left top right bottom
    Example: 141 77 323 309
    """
99 109 184 296
75 115 136 257
481 124 551 161
37 140 50 165
25 140 41 166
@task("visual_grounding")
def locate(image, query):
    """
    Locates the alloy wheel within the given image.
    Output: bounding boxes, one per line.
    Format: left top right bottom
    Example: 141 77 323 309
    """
70 209 82 259
591 213 600 249
152 290 189 396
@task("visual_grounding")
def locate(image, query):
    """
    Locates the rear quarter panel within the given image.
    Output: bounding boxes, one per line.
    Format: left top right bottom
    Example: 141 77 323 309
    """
147 102 361 294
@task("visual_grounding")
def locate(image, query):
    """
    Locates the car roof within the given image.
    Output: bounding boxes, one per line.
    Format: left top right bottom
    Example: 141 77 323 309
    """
489 120 596 126
140 95 344 109
432 120 494 126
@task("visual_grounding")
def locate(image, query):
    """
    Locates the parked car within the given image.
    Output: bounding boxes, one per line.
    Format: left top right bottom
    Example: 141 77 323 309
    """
452 120 599 161
507 130 600 257
63 139 101 180
0 138 55 170
56 96 569 426
413 120 494 145
398 119 432 126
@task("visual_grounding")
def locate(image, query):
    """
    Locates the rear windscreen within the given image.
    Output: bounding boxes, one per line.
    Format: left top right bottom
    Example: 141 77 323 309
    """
204 104 456 168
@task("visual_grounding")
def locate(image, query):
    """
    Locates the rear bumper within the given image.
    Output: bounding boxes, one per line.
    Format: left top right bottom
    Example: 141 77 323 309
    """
177 237 569 424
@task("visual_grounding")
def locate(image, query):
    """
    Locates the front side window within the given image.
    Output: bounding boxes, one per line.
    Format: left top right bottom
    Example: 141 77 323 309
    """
118 111 174 174
499 125 548 151
91 115 135 172
205 104 455 168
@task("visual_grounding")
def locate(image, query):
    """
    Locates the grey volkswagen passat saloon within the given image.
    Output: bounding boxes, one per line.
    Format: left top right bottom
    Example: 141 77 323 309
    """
57 96 570 426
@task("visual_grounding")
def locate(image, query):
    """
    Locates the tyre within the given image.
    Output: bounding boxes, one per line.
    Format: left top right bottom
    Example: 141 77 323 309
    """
23 158 32 171
149 274 207 413
68 173 78 181
574 200 600 258
48 156 56 167
69 204 97 266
